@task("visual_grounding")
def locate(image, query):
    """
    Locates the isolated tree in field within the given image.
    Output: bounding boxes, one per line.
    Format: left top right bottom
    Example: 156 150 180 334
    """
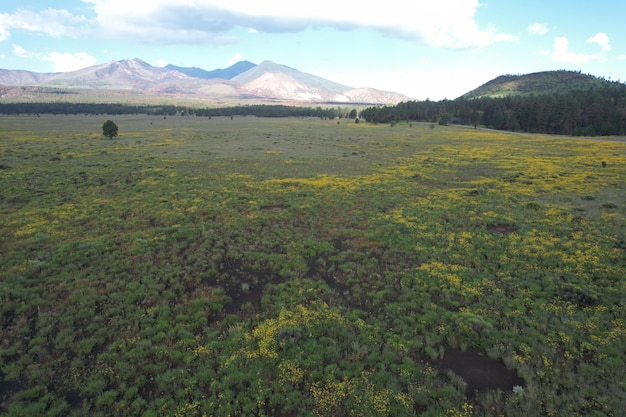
102 120 118 139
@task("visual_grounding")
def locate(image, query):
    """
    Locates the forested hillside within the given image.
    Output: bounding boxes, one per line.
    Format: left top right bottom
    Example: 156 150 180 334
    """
461 70 610 99
361 75 626 136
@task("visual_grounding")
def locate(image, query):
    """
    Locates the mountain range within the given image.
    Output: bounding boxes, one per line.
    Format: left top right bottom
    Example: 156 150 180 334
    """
0 58 410 105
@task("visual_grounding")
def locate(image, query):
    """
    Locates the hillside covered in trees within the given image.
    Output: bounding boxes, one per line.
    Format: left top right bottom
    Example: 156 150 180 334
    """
361 71 626 136
461 70 612 99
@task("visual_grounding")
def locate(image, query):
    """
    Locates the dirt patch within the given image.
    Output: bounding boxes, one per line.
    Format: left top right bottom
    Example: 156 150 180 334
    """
63 389 82 408
486 224 517 234
434 348 524 398
222 281 265 316
0 377 23 409
260 204 289 211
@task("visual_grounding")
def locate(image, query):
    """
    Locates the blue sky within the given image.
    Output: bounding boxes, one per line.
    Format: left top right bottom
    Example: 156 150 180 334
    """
1 0 624 100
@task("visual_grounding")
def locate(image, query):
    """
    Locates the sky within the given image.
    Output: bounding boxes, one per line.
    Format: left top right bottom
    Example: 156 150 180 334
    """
1 0 625 100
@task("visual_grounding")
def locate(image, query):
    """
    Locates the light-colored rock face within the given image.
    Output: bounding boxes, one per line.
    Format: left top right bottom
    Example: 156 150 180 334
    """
240 73 324 101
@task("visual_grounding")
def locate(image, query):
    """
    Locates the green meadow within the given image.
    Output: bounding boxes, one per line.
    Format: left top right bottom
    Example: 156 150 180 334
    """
1 115 625 416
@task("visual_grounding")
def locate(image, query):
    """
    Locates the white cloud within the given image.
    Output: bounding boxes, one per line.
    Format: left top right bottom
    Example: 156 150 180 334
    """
619 54 626 61
12 44 97 71
155 59 168 67
80 0 513 48
0 14 10 41
528 23 548 35
493 33 519 43
552 37 590 64
43 52 97 72
13 45 32 58
0 8 90 38
586 32 611 53
229 52 244 65
552 34 611 64
3 1 517 51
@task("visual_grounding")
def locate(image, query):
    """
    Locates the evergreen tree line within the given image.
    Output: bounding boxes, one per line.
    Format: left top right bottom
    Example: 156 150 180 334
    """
193 104 350 119
0 102 352 119
0 102 181 116
360 84 626 136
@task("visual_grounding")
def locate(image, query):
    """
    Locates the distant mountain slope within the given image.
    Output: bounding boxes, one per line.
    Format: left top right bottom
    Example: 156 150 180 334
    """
14 58 191 90
239 72 327 101
461 70 610 99
233 61 351 94
0 69 50 85
166 61 255 80
0 58 409 104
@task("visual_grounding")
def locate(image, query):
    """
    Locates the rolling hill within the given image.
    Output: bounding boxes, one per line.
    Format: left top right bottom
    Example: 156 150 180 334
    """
361 70 626 136
0 59 409 105
461 70 612 99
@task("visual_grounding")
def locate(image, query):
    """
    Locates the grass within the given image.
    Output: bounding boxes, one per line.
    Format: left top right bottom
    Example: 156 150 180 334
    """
1 115 625 416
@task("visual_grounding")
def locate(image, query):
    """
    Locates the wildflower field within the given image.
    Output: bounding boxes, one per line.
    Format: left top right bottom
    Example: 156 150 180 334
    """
1 115 625 416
